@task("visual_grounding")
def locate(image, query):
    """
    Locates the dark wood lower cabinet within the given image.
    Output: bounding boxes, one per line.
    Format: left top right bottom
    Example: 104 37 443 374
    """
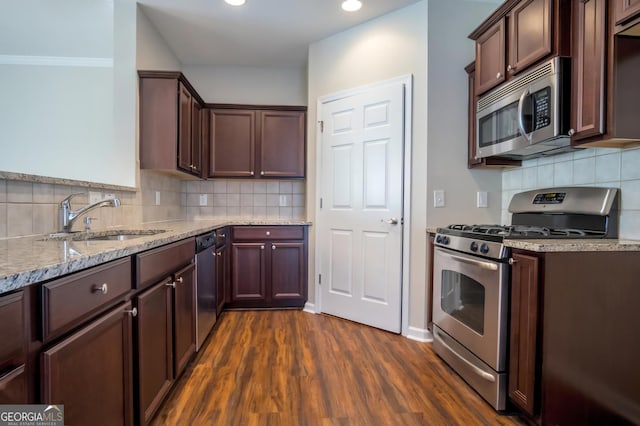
0 291 27 404
229 227 308 309
0 365 27 404
215 243 229 316
41 302 134 426
508 251 542 417
136 279 174 426
173 263 196 378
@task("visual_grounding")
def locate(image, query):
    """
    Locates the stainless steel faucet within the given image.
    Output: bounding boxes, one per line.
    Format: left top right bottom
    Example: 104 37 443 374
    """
58 193 121 233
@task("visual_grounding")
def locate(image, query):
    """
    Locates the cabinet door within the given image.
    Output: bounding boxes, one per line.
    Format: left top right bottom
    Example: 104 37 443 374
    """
231 242 266 302
258 111 305 178
0 365 27 404
0 292 25 374
215 244 228 316
209 109 256 177
572 0 606 142
508 0 552 74
269 241 306 305
475 19 506 95
173 263 196 378
136 279 173 426
41 302 134 426
177 82 193 173
615 0 640 25
191 100 203 176
509 252 541 416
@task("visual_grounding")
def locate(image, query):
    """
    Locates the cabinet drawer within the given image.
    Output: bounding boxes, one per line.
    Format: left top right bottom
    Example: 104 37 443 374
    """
0 365 27 404
0 291 25 372
136 238 195 290
42 257 132 342
232 226 304 241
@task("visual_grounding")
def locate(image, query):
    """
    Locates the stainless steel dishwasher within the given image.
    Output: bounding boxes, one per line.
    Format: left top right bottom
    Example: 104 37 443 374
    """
195 231 217 351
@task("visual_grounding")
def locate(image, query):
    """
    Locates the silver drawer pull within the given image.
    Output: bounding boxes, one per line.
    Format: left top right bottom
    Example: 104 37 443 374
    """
176 277 184 283
92 283 108 294
272 244 276 250
260 245 265 250
125 307 138 317
266 231 271 236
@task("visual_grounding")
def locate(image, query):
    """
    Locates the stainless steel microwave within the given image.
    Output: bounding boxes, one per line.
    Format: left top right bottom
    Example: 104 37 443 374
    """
476 56 572 160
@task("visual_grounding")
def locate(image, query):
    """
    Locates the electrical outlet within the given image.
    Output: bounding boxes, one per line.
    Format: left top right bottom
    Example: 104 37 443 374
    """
199 194 208 206
155 191 161 206
434 190 445 208
89 191 102 204
477 191 488 208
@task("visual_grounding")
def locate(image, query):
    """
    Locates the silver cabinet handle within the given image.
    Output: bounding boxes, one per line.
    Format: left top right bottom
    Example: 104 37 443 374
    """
260 171 265 176
568 128 576 136
260 245 265 250
266 231 271 236
436 331 495 383
507 64 513 72
125 307 138 317
508 258 518 265
250 171 254 176
166 282 176 288
272 244 276 250
92 283 108 294
496 72 501 79
381 218 399 225
176 277 184 283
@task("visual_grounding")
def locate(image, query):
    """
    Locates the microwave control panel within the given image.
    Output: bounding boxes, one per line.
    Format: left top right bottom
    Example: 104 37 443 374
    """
533 87 551 130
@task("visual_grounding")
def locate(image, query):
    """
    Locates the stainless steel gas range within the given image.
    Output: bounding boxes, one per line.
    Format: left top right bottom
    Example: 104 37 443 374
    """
431 187 619 411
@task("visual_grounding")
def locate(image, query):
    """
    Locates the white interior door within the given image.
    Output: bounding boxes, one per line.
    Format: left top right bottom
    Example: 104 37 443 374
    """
317 81 405 333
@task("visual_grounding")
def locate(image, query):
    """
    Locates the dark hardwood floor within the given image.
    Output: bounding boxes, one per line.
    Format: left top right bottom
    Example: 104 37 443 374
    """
152 310 525 425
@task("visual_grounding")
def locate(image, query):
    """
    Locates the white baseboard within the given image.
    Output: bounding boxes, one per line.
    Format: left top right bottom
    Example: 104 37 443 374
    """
303 302 317 314
405 326 433 342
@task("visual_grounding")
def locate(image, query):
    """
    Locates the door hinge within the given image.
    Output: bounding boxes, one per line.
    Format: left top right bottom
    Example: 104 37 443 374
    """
318 274 322 285
318 120 324 133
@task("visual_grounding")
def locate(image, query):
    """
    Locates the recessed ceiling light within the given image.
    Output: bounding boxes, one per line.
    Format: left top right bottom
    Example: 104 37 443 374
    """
342 0 362 12
225 0 246 6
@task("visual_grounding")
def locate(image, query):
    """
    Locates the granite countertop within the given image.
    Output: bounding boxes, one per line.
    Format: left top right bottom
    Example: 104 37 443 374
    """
0 219 311 295
504 238 640 252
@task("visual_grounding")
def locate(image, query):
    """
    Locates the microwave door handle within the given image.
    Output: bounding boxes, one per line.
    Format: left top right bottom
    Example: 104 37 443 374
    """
517 88 532 141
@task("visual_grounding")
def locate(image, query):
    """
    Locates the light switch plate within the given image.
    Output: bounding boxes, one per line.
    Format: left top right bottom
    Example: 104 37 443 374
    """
199 194 208 206
434 190 445 208
477 191 488 208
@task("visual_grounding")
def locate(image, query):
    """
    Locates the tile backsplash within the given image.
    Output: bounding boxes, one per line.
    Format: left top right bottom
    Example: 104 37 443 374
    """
502 147 640 239
0 170 305 239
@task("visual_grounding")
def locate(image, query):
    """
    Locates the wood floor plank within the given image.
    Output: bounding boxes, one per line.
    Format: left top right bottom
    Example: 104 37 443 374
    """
151 310 525 425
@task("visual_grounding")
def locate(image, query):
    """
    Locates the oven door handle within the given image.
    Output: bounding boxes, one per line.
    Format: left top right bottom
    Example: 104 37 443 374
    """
436 331 496 383
438 250 498 271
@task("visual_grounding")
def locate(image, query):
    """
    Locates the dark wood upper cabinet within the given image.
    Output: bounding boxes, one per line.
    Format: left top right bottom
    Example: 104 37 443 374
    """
209 109 256 178
475 20 506 95
259 110 305 178
208 107 306 179
139 71 205 178
41 302 134 426
572 0 607 141
509 251 542 417
508 0 552 74
614 0 640 25
470 0 569 96
572 0 640 147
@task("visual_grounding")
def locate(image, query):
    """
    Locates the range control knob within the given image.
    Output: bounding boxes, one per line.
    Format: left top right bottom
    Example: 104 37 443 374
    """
442 236 450 245
480 243 490 254
435 235 442 244
470 241 478 252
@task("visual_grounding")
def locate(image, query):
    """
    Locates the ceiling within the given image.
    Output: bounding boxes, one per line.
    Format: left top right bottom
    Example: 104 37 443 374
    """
137 0 422 67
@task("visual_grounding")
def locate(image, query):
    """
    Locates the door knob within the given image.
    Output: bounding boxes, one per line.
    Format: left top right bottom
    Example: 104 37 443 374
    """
381 218 399 225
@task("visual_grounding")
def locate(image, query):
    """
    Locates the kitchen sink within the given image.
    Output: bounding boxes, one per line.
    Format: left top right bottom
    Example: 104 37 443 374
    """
42 229 167 242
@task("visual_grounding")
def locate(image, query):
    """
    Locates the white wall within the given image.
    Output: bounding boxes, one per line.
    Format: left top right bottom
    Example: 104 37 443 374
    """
182 65 307 105
136 7 181 71
502 148 640 239
308 1 428 333
0 0 137 188
426 0 503 227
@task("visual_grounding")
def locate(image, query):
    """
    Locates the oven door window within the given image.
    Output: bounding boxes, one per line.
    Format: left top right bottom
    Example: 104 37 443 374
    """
440 271 485 335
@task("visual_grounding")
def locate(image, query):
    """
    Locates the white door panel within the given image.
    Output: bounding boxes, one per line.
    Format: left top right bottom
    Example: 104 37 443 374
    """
318 81 405 333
